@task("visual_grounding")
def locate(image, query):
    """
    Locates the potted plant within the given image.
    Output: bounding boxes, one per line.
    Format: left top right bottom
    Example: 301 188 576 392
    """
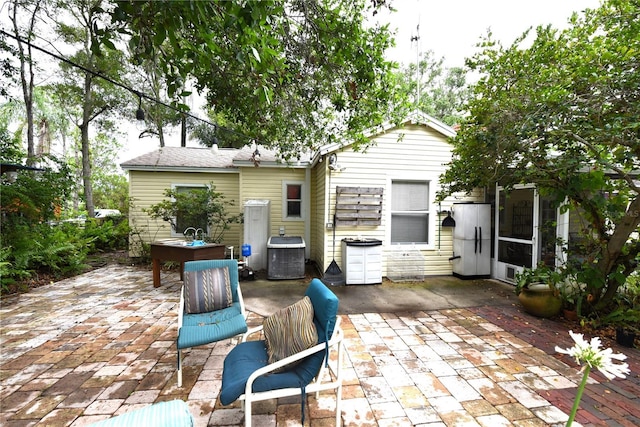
601 307 639 348
514 264 563 318
558 279 582 321
145 185 242 257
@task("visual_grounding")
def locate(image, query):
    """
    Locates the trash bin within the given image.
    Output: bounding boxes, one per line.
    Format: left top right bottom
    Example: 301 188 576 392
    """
341 238 382 285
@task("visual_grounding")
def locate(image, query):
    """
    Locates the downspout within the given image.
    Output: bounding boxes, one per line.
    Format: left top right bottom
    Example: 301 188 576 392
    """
438 202 442 252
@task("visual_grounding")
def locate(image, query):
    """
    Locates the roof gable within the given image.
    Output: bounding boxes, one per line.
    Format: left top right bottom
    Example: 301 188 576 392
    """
315 110 456 159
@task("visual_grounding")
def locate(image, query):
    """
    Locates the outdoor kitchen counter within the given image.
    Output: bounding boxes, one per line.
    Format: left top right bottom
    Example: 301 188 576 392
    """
150 241 225 287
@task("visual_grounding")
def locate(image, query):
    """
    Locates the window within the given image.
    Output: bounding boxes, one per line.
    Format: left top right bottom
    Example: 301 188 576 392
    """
391 180 430 244
173 185 208 236
283 182 303 219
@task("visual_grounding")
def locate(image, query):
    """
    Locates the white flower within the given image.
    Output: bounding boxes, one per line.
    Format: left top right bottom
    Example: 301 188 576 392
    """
555 330 630 380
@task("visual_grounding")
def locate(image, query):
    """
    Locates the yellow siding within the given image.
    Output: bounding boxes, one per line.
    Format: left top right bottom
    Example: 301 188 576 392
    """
239 166 307 239
128 171 241 256
318 124 484 277
311 165 327 269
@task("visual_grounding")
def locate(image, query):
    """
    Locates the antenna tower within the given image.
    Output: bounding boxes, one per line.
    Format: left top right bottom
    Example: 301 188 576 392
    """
410 21 420 106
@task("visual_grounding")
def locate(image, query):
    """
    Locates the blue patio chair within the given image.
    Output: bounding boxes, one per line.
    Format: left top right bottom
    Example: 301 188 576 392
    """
177 259 248 387
219 278 344 427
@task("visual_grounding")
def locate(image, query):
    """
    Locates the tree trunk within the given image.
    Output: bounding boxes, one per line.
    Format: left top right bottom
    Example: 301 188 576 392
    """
11 0 41 162
594 195 640 309
81 73 94 218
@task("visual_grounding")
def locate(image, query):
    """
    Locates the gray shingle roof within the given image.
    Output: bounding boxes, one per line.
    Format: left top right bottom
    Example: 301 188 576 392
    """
120 146 238 169
120 145 308 170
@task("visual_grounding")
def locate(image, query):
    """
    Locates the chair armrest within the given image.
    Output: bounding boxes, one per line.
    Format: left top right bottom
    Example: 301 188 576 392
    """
177 285 185 329
236 282 247 319
244 318 343 395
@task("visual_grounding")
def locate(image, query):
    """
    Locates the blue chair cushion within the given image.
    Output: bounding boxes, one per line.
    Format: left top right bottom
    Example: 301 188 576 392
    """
177 302 248 350
305 279 338 343
219 340 326 406
87 399 193 427
219 279 339 406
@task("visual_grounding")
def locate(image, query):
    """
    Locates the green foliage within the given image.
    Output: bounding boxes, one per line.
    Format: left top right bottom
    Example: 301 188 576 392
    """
396 50 471 125
92 173 129 215
1 222 91 294
439 0 640 314
82 218 129 252
0 32 18 100
0 120 23 162
53 0 131 216
600 308 640 333
1 155 74 225
100 0 407 158
145 185 242 243
514 264 565 295
32 223 92 276
0 153 129 295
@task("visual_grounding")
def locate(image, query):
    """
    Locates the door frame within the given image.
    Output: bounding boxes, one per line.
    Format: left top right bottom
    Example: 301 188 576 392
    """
493 184 567 283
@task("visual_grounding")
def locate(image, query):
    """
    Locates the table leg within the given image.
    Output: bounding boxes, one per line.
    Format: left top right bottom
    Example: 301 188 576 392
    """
153 258 161 287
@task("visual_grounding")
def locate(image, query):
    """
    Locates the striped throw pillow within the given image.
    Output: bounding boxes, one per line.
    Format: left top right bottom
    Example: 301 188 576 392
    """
264 296 318 370
184 267 232 314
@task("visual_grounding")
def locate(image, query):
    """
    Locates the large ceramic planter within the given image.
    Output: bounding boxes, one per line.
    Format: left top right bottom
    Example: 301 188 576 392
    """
518 283 562 318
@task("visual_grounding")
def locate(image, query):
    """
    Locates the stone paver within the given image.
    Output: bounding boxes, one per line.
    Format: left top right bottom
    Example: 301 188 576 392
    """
1 265 638 426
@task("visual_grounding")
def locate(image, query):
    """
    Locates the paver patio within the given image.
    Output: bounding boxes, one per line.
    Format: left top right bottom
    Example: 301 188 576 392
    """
1 265 638 426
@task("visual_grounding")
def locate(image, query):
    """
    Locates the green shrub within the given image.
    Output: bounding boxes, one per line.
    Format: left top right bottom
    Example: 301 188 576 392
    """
82 217 129 252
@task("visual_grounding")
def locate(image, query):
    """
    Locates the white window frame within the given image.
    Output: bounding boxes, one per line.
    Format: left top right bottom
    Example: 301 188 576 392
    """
169 183 209 237
282 181 304 221
388 178 435 248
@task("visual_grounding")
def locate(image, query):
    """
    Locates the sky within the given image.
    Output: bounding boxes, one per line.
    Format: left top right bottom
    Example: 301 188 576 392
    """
378 0 601 68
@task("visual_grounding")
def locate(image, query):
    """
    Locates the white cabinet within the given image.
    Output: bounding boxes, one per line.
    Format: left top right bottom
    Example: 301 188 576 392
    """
243 200 270 270
341 239 382 285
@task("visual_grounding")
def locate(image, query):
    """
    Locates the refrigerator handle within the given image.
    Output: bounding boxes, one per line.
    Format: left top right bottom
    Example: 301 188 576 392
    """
474 227 478 253
479 227 482 253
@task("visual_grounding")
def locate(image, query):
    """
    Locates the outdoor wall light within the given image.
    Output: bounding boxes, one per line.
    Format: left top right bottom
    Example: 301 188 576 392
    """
250 147 261 167
136 94 145 121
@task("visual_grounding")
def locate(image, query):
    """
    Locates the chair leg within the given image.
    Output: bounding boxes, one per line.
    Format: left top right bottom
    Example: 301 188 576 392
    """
177 348 182 387
335 383 342 427
244 397 252 427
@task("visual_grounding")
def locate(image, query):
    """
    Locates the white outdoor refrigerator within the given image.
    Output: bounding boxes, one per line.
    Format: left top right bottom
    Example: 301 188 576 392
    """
451 203 491 278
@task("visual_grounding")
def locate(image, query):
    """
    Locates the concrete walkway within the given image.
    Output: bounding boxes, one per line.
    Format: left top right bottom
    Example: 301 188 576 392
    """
1 265 638 426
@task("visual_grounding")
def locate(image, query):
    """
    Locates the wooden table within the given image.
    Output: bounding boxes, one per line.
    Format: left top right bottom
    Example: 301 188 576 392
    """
150 241 225 287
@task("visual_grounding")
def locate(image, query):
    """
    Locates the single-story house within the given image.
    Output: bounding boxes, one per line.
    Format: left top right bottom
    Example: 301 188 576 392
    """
122 109 613 284
127 109 611 286
121 111 491 282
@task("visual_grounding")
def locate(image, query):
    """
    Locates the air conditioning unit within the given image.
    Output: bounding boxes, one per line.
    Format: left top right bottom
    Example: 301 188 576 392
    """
267 236 305 280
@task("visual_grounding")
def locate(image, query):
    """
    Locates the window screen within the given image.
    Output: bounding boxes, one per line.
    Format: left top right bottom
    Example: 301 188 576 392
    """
391 181 429 244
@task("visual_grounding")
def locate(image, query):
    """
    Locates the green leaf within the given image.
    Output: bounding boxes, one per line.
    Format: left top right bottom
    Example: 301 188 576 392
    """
251 46 261 63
